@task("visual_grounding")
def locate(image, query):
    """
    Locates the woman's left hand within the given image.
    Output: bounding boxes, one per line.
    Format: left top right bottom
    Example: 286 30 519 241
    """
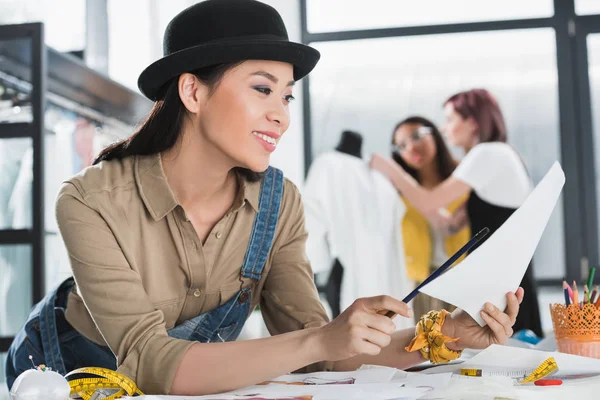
442 288 524 351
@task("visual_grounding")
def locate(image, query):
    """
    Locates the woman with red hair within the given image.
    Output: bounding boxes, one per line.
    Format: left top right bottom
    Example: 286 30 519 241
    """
372 88 543 338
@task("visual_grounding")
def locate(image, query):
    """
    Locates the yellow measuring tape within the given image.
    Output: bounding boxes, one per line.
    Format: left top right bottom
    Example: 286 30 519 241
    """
459 357 558 384
519 357 558 384
65 367 144 399
460 368 483 377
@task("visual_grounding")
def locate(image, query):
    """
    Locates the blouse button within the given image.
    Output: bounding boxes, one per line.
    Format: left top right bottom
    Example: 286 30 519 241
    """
193 289 201 297
216 231 222 239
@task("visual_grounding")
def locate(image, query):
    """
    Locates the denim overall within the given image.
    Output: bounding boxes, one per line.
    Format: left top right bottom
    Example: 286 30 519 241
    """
5 166 284 390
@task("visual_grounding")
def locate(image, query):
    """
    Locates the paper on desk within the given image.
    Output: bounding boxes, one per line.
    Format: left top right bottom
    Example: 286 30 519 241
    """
130 383 429 399
128 367 426 400
232 383 428 399
393 370 453 390
422 375 519 400
255 366 396 385
420 162 565 325
422 344 600 376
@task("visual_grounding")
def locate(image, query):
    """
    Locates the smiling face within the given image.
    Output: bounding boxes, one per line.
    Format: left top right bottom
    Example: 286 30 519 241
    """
182 60 296 172
393 123 437 170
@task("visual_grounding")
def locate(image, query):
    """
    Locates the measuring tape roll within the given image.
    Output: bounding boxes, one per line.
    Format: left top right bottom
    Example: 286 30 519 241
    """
459 357 559 384
519 357 558 384
65 367 144 399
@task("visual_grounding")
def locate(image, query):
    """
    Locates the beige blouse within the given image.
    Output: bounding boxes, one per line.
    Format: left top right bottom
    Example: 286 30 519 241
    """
56 154 330 394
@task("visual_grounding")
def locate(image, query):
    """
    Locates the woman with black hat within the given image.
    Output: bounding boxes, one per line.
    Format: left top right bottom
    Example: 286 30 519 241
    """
5 0 523 396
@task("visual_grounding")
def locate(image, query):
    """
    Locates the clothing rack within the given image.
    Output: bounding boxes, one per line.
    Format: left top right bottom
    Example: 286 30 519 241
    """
0 70 133 136
0 22 152 353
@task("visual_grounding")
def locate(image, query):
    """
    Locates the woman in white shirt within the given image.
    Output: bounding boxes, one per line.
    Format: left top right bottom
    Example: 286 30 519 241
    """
371 89 543 337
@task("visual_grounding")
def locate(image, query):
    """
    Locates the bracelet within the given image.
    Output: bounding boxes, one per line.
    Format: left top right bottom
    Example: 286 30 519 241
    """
405 310 462 364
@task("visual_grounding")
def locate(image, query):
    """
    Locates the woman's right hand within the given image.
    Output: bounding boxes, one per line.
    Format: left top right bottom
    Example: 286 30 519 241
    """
316 296 413 361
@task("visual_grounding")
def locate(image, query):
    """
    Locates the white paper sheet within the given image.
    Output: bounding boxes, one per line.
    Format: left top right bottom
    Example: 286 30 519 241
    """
126 383 427 400
129 383 428 400
231 382 427 400
249 367 396 385
420 162 565 325
393 370 453 390
422 344 600 377
127 367 425 400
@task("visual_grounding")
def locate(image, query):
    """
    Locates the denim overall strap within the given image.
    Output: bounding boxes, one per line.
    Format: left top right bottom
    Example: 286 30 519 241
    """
37 277 75 375
168 166 284 342
241 166 284 280
168 287 251 342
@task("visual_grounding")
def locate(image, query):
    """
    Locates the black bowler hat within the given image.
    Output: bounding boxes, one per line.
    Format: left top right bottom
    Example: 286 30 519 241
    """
137 0 320 100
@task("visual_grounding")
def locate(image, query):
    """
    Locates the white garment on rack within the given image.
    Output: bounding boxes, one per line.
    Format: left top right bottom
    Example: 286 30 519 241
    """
303 152 412 329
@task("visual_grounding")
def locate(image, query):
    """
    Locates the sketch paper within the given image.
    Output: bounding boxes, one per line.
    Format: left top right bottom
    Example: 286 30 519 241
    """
420 162 565 325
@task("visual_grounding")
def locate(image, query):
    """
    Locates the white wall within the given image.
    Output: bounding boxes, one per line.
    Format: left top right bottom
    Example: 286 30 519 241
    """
0 0 86 51
107 0 306 186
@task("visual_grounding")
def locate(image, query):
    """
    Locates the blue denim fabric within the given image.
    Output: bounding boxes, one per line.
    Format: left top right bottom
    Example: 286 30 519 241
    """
5 166 284 390
5 278 116 389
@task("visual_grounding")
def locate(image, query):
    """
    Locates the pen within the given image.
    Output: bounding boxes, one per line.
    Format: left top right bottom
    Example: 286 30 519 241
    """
385 228 490 318
564 279 573 302
563 281 571 306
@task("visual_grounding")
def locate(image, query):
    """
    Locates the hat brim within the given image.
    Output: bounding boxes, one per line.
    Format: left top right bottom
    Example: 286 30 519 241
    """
138 39 320 101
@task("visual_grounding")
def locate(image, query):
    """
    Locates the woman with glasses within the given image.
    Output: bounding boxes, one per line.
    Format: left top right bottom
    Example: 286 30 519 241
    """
390 116 471 323
372 89 543 338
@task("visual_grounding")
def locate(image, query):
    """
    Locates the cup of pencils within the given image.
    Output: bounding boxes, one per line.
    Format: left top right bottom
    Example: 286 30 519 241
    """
550 268 600 359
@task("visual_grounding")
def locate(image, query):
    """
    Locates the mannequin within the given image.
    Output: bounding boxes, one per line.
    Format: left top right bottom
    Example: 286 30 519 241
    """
335 130 363 159
326 130 364 317
305 130 412 328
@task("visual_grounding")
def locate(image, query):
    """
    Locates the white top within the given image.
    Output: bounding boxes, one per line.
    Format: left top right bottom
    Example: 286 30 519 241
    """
452 142 533 208
302 152 413 329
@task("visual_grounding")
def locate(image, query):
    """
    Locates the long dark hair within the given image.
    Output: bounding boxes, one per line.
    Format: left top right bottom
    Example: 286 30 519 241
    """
94 62 261 182
391 116 457 183
444 88 507 143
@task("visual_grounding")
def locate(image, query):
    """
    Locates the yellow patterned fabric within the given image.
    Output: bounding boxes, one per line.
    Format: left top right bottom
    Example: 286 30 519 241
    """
402 195 470 282
405 310 462 364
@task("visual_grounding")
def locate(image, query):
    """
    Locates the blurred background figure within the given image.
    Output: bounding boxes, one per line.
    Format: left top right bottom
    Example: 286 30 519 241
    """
390 116 471 322
372 89 543 337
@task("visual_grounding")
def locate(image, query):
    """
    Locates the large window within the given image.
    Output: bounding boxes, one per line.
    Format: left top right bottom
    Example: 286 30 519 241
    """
576 0 600 15
0 0 85 52
306 0 553 33
0 244 31 337
589 35 600 254
309 29 564 279
0 138 32 230
302 0 600 285
107 0 198 90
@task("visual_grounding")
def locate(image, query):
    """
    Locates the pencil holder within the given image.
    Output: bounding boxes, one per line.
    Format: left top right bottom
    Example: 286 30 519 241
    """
549 303 600 359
